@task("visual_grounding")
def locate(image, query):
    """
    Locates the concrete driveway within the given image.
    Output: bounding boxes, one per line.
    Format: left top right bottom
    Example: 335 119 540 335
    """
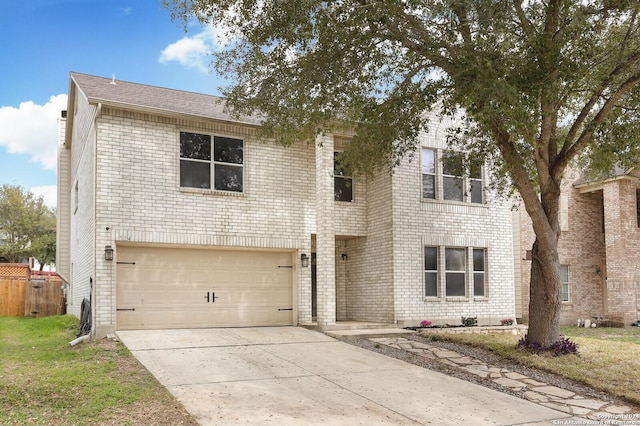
117 327 576 425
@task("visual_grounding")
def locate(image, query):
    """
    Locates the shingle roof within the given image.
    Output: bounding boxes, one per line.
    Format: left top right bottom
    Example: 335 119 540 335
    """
573 165 638 187
69 72 262 126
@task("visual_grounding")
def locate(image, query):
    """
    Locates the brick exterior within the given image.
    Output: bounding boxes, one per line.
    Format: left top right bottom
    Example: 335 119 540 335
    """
57 73 517 336
517 167 640 326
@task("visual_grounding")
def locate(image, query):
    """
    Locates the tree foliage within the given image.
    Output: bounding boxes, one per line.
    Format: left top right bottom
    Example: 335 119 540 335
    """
165 0 640 346
0 184 56 267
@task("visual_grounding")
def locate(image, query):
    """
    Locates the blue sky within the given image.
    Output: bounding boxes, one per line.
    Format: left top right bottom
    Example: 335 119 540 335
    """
0 0 228 208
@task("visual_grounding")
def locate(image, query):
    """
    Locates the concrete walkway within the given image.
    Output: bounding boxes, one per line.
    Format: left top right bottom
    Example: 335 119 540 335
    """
118 327 591 425
367 336 638 423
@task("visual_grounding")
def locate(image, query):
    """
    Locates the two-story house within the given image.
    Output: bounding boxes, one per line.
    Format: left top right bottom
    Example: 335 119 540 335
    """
56 72 516 337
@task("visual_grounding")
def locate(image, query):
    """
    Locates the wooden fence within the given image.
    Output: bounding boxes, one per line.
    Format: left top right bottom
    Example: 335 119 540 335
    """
0 278 65 317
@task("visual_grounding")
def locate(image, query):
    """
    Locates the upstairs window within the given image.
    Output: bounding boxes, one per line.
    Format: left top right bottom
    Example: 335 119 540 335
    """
422 149 436 199
422 148 483 204
334 152 353 202
442 151 464 202
180 132 243 192
469 158 484 204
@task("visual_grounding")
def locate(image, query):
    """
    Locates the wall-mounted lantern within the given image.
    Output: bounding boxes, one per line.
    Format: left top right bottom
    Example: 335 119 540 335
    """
301 253 310 267
341 253 348 261
104 245 114 261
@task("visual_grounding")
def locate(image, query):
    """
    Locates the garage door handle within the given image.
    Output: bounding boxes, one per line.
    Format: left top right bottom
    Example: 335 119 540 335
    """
212 292 219 302
205 292 209 303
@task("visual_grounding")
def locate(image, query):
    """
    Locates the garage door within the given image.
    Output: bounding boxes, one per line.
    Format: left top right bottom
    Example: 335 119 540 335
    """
116 246 294 330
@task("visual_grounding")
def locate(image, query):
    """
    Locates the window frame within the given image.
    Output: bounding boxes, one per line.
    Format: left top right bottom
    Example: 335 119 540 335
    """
423 246 488 301
473 248 486 297
561 264 570 302
179 131 244 193
424 246 439 297
334 151 354 202
442 151 465 202
444 247 467 297
421 148 484 204
421 148 436 199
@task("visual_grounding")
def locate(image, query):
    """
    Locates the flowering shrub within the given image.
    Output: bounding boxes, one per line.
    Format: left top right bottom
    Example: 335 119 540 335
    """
419 320 432 327
500 318 514 326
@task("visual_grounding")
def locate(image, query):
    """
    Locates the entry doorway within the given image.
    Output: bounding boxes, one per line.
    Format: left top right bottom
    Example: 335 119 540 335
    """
311 253 317 319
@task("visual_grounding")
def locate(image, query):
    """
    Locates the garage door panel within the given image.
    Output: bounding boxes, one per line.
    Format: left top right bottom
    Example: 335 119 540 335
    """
116 246 294 330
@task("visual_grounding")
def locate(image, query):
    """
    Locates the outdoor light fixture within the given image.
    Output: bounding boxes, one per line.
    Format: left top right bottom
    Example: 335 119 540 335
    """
341 253 348 261
301 253 310 267
104 245 114 261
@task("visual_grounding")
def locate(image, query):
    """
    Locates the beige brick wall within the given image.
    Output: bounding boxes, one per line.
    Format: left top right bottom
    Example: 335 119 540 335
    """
347 114 516 327
343 171 395 323
64 91 521 334
66 96 98 320
56 117 70 283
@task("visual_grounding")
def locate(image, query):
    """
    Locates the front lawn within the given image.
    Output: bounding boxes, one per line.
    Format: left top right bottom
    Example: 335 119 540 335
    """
0 315 196 425
425 326 640 406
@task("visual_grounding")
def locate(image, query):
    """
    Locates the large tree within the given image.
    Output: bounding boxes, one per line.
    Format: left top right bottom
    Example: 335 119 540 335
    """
165 0 640 346
0 184 56 268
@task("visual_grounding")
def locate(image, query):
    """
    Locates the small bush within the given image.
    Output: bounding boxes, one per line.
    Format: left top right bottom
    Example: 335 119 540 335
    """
461 316 478 327
518 335 579 356
420 320 432 327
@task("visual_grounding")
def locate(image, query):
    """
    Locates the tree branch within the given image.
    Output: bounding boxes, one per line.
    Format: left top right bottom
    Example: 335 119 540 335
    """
512 0 536 42
561 71 640 170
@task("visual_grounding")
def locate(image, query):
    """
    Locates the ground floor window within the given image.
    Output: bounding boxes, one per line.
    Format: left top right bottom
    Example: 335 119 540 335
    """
561 264 570 302
424 246 488 299
445 248 466 296
424 247 438 297
473 248 485 297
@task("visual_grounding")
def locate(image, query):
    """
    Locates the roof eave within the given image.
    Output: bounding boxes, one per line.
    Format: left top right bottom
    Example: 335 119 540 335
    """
86 97 262 129
574 174 639 193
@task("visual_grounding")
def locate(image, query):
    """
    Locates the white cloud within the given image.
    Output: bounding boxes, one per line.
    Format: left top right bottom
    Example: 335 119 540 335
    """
30 185 57 210
159 25 234 72
0 94 67 172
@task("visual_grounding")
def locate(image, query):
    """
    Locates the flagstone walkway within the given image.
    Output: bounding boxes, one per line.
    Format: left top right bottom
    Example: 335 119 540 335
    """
369 336 639 423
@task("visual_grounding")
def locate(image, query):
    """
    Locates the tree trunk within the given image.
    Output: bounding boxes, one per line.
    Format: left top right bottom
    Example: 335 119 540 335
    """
527 237 562 347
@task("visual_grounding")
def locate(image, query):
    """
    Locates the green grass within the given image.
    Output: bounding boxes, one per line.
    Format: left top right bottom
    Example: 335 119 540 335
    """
426 326 640 406
0 316 177 425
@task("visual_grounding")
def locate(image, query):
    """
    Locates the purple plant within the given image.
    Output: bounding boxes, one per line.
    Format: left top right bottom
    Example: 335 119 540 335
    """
420 320 432 327
517 335 578 356
500 318 514 326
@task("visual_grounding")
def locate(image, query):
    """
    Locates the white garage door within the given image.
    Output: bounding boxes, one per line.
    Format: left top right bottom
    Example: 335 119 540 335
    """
116 246 294 330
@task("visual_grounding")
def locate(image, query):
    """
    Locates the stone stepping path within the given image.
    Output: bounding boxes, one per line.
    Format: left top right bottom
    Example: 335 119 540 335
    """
370 337 638 421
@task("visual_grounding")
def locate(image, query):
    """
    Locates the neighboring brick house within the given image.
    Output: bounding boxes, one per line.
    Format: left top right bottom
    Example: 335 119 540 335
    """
56 72 516 337
514 166 640 326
